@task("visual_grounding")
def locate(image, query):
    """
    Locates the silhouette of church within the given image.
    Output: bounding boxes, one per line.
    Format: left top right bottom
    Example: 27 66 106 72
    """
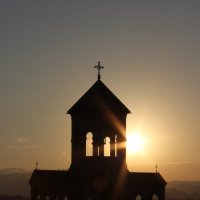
30 62 166 200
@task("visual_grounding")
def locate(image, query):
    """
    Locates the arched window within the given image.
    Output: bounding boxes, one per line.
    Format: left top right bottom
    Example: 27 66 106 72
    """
86 132 93 156
36 196 40 200
152 194 159 200
104 137 110 157
64 196 69 200
135 194 142 200
97 146 100 156
115 134 117 157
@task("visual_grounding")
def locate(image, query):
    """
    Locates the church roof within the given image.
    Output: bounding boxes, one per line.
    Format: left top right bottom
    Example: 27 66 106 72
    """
30 170 166 186
128 172 167 186
67 80 131 114
29 170 69 184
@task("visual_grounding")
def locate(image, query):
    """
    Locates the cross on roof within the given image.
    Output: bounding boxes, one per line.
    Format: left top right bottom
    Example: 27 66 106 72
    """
35 161 38 170
155 163 158 173
94 61 104 80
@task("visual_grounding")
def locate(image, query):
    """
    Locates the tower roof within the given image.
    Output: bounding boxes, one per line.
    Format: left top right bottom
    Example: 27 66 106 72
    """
67 80 131 114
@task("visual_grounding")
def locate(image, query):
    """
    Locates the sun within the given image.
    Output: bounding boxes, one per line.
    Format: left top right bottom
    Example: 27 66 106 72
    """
126 131 146 154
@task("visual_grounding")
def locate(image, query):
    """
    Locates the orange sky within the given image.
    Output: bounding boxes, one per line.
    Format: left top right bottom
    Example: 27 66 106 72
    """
0 1 200 181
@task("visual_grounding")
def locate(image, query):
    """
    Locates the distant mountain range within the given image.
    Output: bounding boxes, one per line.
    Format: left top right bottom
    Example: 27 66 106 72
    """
166 181 200 200
0 168 31 174
0 168 200 200
0 168 32 197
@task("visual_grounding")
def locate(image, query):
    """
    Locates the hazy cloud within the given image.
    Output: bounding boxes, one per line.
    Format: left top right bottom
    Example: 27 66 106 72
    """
4 145 40 149
16 138 27 143
162 161 200 165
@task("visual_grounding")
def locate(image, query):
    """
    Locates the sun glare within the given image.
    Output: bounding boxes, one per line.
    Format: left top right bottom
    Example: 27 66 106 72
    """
127 131 146 154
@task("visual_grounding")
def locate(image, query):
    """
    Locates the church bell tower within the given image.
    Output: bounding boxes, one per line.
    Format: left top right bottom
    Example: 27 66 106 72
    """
67 62 131 173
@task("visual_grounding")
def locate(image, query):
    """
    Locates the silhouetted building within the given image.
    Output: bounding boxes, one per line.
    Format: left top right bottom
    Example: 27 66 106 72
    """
30 62 166 200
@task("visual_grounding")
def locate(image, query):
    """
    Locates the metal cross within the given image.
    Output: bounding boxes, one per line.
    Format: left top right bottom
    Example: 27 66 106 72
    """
36 161 38 170
155 163 158 173
94 61 104 80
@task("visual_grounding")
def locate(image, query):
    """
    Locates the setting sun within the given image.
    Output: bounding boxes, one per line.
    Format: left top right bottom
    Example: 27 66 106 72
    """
126 131 146 154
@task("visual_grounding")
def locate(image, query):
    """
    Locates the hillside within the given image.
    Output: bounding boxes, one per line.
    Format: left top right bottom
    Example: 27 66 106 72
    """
166 181 200 200
0 169 31 197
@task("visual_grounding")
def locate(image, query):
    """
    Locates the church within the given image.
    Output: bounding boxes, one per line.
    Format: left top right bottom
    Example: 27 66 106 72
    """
29 62 166 200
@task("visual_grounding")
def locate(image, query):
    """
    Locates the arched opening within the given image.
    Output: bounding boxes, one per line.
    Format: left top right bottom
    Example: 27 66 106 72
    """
64 196 69 200
97 146 100 156
36 196 40 200
135 194 142 200
45 196 50 200
152 194 159 200
104 137 110 156
115 134 117 157
86 132 93 156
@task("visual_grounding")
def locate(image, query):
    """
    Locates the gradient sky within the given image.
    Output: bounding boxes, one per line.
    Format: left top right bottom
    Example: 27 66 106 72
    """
0 1 200 181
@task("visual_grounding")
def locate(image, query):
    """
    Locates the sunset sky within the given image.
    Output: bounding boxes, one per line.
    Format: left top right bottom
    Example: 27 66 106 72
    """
0 1 200 181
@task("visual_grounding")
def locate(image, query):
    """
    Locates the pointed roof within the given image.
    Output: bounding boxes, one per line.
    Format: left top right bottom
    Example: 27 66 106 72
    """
67 80 131 114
